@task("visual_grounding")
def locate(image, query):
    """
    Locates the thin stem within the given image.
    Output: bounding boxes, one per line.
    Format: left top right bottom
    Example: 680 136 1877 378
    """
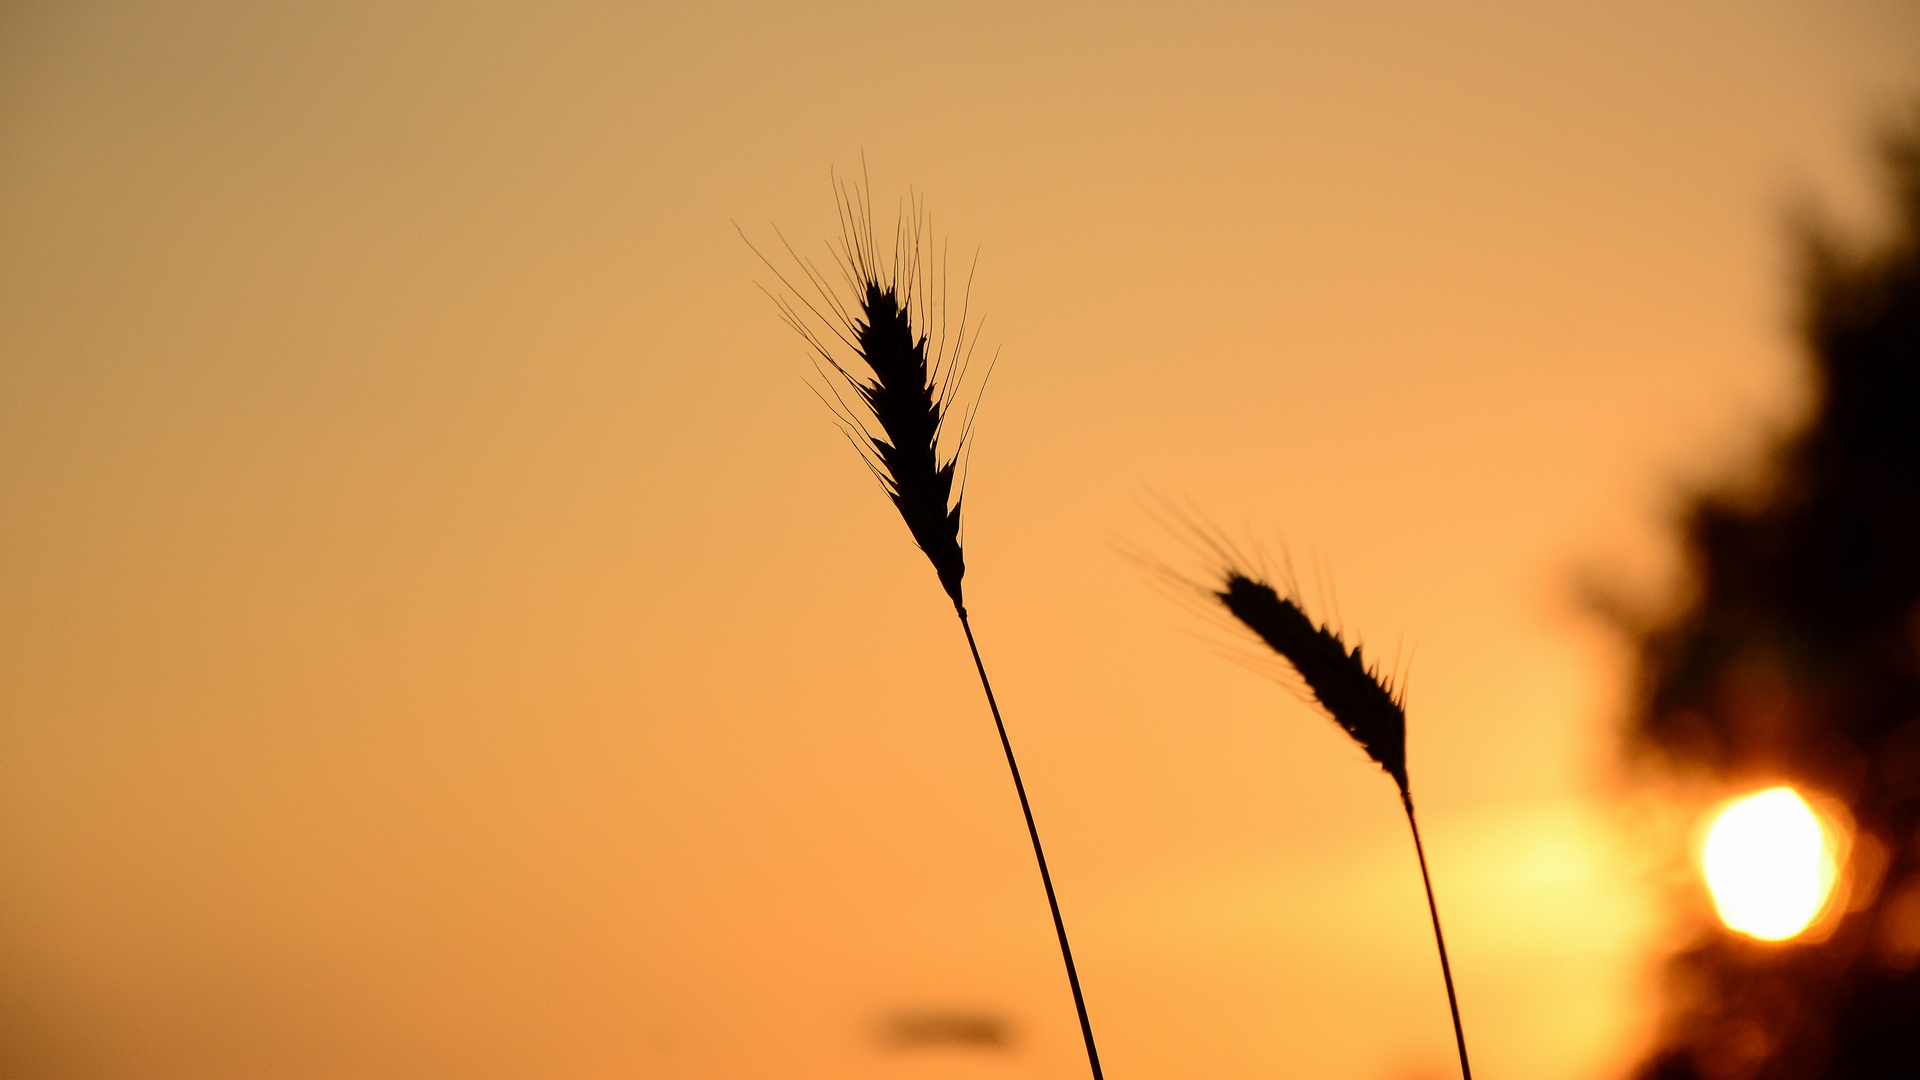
1401 788 1472 1080
957 607 1104 1080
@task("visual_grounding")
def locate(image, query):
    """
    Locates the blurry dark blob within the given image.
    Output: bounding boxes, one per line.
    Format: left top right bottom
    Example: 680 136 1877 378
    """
1610 111 1920 1080
876 1009 1015 1051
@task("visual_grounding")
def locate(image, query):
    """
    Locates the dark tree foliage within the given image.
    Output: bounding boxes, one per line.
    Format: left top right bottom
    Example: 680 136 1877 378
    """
1624 118 1920 1080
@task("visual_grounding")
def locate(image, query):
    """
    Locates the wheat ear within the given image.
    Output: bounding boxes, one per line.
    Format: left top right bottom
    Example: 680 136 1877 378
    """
1218 572 1471 1080
747 173 1104 1080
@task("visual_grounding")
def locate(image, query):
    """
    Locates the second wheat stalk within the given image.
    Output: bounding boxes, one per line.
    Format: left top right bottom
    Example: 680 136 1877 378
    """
1217 571 1472 1080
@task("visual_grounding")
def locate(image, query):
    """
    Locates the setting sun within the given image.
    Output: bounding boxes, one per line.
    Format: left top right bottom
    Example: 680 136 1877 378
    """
1702 787 1841 941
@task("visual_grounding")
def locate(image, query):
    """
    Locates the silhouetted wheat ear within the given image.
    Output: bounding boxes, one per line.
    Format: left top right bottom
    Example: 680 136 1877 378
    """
742 176 978 611
854 276 966 608
1216 573 1409 793
1210 567 1471 1080
746 176 1103 1080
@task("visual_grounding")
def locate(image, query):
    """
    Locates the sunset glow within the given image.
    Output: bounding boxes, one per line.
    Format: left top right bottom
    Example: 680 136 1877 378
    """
1702 787 1841 942
4 3 1916 1078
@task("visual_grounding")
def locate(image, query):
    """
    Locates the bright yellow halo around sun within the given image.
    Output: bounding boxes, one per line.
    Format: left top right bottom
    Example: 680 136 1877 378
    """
1701 786 1843 942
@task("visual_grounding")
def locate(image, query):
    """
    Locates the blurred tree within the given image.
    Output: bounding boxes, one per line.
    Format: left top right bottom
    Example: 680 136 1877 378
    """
1619 113 1920 1080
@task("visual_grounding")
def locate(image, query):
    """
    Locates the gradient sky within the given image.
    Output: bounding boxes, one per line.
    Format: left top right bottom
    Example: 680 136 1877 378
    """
4 2 1918 1079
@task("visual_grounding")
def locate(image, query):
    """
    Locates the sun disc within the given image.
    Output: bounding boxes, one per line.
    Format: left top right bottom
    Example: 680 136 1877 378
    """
1701 786 1840 941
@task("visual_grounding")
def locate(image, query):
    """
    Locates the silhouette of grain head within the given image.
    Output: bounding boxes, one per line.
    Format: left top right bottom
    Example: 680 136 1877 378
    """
1217 573 1409 793
853 268 966 607
744 171 986 611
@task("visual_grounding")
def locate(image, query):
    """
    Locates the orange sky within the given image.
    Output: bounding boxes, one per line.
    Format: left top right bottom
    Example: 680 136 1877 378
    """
3 2 1917 1079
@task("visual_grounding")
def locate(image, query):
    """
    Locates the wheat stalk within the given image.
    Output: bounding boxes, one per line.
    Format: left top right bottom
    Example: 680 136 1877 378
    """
745 171 1104 1080
1213 568 1472 1080
1136 508 1472 1078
